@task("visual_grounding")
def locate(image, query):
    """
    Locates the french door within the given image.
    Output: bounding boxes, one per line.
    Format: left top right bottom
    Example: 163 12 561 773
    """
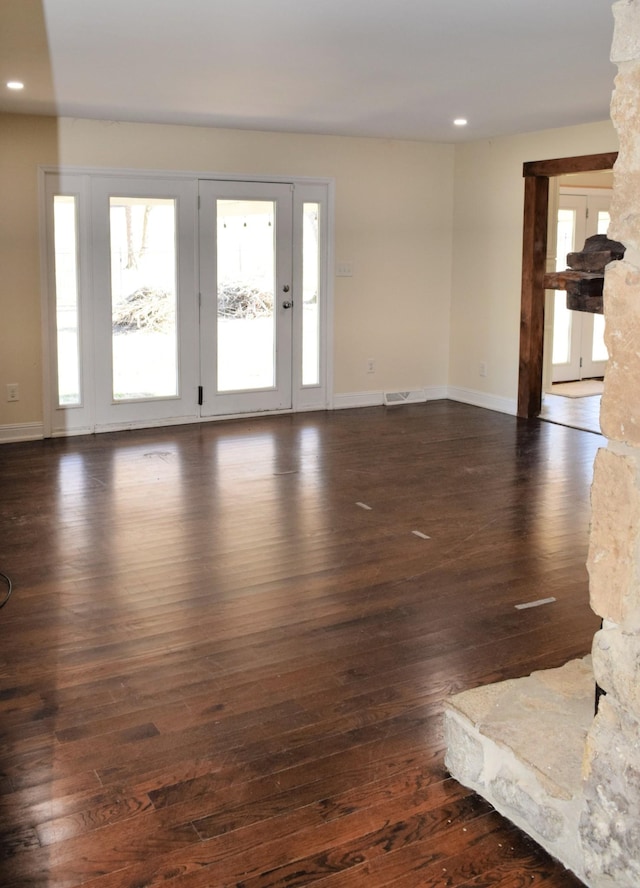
91 176 200 428
198 181 294 416
43 171 330 436
551 190 610 383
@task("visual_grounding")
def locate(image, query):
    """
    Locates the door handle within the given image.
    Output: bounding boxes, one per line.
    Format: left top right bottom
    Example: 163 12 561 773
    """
282 301 293 309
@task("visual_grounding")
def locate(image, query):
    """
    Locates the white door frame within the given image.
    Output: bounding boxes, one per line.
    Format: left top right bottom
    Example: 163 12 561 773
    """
546 185 612 387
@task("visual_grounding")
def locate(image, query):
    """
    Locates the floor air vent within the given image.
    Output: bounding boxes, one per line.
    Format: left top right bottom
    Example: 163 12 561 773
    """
384 390 426 406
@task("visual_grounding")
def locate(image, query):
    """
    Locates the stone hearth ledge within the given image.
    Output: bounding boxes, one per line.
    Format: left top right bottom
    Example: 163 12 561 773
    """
444 657 594 884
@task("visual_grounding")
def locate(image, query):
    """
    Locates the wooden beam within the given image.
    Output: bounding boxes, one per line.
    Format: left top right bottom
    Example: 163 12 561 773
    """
518 175 549 418
523 152 618 178
544 271 604 293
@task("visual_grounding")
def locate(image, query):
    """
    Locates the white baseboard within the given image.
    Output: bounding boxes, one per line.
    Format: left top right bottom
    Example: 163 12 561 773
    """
0 422 44 443
446 386 517 416
0 389 514 443
333 386 448 410
424 385 449 402
333 391 385 409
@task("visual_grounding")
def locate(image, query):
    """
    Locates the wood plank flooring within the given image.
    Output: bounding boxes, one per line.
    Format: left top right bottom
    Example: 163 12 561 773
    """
539 393 602 435
0 402 602 887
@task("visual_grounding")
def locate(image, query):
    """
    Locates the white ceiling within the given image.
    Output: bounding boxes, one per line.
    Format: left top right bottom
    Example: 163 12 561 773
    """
0 0 617 143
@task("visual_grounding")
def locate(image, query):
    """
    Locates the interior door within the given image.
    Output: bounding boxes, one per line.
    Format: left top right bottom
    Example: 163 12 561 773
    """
551 191 611 383
199 181 294 416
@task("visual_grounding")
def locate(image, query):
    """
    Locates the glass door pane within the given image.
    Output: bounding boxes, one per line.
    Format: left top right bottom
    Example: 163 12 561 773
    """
109 197 178 401
551 197 586 383
302 202 320 386
53 195 81 406
216 200 276 392
552 208 576 366
592 315 607 363
592 209 610 369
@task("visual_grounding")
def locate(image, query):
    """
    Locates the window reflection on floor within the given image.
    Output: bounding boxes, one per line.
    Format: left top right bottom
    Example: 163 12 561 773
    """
539 393 602 435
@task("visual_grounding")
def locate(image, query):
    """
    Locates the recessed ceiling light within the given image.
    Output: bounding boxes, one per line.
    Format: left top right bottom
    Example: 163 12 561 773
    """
453 118 468 127
7 81 25 90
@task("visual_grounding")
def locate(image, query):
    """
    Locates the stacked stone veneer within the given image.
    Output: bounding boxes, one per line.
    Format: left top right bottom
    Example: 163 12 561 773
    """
581 2 640 884
445 4 640 886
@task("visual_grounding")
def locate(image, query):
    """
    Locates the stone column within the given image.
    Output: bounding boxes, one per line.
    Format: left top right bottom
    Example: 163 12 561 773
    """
580 2 640 884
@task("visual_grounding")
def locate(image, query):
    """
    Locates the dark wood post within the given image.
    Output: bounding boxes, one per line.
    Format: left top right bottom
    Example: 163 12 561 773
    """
518 175 549 418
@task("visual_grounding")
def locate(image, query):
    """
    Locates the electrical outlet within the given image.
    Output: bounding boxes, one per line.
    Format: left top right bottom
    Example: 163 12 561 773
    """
6 383 19 402
479 362 487 378
367 359 375 374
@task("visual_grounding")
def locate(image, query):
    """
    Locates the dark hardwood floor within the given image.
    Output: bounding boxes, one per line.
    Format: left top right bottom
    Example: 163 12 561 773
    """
539 393 602 435
0 402 602 887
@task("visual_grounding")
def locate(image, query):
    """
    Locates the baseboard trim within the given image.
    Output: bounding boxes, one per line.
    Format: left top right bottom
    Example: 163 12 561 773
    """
0 422 44 443
1 390 514 442
333 391 385 409
425 385 449 402
333 386 449 411
447 386 517 416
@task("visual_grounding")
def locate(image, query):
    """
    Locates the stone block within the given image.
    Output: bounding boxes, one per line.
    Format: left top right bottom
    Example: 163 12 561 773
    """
612 0 640 63
444 659 594 882
592 624 640 721
580 696 640 887
443 709 484 785
608 173 640 250
490 775 563 841
600 261 640 446
587 447 640 629
611 66 640 192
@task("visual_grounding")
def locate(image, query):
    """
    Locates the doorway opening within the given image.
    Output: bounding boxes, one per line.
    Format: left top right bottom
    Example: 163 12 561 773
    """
538 175 612 434
517 151 617 427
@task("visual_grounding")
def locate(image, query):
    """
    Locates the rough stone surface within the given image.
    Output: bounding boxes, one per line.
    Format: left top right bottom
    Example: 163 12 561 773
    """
587 446 640 628
609 171 640 251
490 775 564 841
611 65 640 183
581 8 640 880
443 710 484 785
580 696 640 887
444 658 594 882
612 0 640 65
599 262 640 446
592 624 640 721
446 657 594 800
609 61 640 250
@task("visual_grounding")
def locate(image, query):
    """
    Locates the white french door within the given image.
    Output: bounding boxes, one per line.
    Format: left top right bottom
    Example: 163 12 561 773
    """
91 176 200 429
42 170 330 436
198 181 294 416
551 190 611 383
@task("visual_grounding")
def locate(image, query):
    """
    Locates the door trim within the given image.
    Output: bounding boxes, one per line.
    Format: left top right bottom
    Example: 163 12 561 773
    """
517 152 618 418
39 166 335 435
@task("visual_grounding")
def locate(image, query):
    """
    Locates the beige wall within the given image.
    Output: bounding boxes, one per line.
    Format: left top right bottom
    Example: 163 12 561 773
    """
0 114 456 430
449 120 618 410
0 115 59 428
0 113 621 434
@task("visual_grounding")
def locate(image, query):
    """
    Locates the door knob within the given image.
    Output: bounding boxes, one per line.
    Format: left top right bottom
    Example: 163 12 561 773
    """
282 300 293 309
